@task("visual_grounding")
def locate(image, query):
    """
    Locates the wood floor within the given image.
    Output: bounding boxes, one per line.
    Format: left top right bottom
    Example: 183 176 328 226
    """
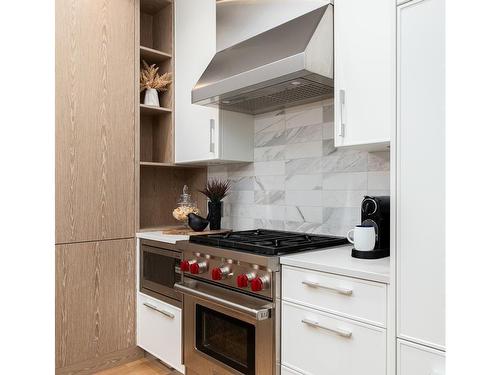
95 357 181 375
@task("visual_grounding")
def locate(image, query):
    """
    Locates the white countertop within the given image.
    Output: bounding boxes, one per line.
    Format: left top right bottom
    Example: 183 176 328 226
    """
136 231 189 244
280 245 390 284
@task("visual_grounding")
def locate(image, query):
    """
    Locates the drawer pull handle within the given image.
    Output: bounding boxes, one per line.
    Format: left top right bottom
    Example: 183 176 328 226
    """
301 318 352 338
143 302 175 319
302 280 353 296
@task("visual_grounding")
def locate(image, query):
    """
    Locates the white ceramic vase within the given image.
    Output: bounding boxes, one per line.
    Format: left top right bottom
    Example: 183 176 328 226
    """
144 88 160 107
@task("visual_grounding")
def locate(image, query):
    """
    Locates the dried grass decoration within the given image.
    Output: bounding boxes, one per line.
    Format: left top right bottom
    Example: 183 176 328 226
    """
199 179 231 203
199 179 231 230
140 60 172 92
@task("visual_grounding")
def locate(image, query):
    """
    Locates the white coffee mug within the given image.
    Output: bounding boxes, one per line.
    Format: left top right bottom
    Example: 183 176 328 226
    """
347 225 376 251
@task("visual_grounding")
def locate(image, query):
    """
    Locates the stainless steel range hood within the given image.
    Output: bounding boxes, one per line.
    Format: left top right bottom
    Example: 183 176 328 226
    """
192 3 333 115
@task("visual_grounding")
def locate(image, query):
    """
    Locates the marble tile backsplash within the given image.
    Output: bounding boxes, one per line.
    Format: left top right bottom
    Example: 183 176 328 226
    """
208 100 390 236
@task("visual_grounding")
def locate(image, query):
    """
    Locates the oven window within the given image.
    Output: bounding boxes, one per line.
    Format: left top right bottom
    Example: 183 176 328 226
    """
196 305 255 375
142 247 180 288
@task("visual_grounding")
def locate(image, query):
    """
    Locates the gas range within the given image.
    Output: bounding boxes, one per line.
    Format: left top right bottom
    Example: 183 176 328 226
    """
174 229 348 375
176 229 348 300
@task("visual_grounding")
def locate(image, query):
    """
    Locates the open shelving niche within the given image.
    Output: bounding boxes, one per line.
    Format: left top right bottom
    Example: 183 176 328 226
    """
137 0 207 231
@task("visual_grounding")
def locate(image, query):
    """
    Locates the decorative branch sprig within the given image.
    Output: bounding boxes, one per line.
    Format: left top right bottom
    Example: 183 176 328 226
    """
199 179 231 203
140 60 172 92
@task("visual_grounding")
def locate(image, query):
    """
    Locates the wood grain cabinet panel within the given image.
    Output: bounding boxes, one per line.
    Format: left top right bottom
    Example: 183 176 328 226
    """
55 239 136 370
55 0 136 244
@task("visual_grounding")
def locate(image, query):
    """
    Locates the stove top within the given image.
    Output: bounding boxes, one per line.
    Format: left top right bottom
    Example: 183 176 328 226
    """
189 229 348 256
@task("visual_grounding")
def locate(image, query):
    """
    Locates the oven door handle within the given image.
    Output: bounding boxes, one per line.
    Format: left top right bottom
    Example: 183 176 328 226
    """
174 281 273 321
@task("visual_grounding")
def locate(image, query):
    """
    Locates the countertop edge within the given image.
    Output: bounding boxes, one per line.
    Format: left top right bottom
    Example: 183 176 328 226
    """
135 231 189 244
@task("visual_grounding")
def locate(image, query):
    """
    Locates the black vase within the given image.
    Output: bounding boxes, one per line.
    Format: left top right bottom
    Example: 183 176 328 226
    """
187 213 209 232
207 201 223 230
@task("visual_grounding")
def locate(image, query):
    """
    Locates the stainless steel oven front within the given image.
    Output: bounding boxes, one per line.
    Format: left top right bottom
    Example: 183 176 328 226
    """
140 239 182 307
175 278 277 375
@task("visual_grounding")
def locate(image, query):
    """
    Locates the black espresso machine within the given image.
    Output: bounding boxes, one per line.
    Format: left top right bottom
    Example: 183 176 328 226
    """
352 195 390 259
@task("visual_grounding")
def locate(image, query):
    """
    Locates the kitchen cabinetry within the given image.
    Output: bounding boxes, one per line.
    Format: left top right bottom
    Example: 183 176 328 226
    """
396 0 445 352
281 265 388 375
55 0 141 373
55 0 135 244
55 239 139 372
137 0 208 230
282 265 387 327
282 301 386 375
398 339 445 375
137 292 184 372
334 0 394 149
174 0 253 164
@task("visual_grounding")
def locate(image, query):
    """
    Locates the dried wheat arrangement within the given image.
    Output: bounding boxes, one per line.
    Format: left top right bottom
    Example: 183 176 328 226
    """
140 60 172 92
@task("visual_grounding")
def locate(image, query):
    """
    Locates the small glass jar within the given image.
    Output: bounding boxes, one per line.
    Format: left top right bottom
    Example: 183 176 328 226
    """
172 185 199 226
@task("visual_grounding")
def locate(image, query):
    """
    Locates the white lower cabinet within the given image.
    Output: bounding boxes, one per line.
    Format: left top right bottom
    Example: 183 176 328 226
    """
282 301 386 375
398 339 445 375
282 265 387 328
137 292 184 373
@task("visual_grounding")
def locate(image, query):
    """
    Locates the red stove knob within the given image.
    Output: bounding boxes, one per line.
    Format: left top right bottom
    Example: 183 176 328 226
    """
190 261 207 275
190 263 200 274
212 268 223 280
251 276 269 292
212 265 231 280
237 273 256 288
237 274 249 288
251 278 263 292
180 260 191 272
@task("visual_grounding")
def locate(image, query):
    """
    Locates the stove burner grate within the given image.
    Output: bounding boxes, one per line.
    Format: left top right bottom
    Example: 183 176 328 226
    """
189 229 348 255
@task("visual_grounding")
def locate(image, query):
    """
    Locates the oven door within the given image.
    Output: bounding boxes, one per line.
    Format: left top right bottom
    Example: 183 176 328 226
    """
175 279 276 375
140 242 182 304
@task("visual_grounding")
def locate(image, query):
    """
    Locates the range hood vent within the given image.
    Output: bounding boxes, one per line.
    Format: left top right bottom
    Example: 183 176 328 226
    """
192 4 333 115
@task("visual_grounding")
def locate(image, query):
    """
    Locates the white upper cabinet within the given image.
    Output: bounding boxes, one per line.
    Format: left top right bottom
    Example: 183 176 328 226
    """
334 0 394 149
396 0 445 351
174 0 253 164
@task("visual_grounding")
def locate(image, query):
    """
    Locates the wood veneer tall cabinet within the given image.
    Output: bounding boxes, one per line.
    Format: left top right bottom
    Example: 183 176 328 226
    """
56 0 136 245
396 0 445 373
55 0 142 373
55 239 138 373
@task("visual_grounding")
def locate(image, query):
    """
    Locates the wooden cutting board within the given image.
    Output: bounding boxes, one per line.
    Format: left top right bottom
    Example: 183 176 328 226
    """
162 226 231 236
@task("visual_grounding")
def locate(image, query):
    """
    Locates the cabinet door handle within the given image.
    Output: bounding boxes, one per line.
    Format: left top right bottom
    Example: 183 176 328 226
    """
301 318 352 338
143 302 175 319
209 119 215 153
302 280 353 296
338 89 346 137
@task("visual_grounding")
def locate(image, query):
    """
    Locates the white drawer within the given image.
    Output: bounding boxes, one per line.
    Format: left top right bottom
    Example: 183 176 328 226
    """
398 339 445 375
137 293 183 373
282 301 386 375
282 265 387 327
